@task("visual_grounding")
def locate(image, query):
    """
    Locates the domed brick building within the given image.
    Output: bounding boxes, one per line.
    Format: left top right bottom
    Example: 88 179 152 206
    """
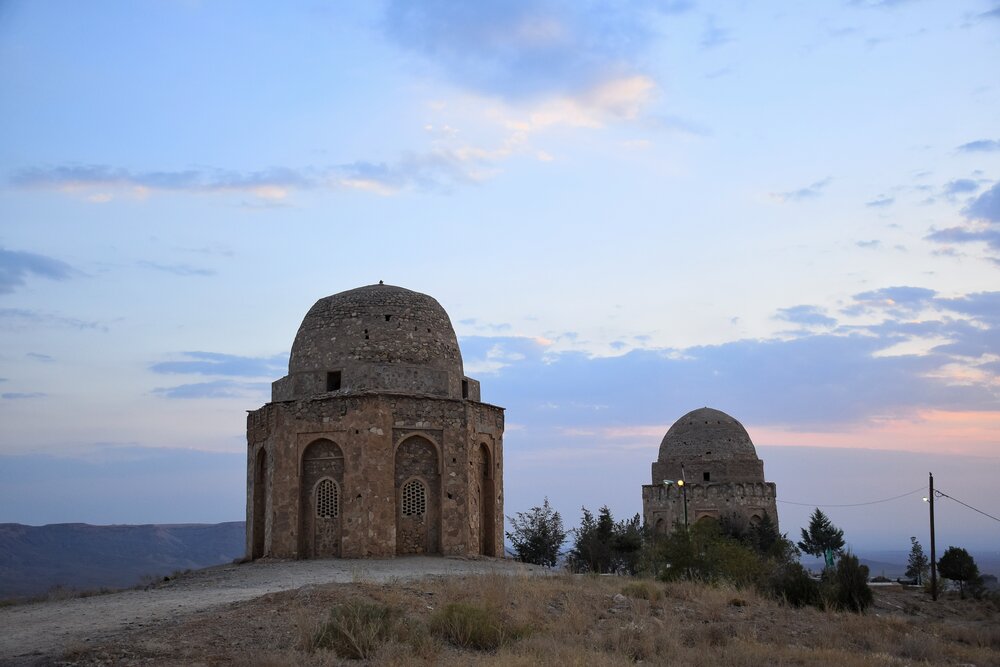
245 283 504 559
642 407 777 534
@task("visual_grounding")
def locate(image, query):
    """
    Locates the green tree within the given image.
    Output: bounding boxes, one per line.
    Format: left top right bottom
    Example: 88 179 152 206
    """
505 497 566 567
797 508 845 564
567 506 645 574
612 513 644 575
567 506 615 573
905 536 929 585
938 546 982 599
821 553 873 613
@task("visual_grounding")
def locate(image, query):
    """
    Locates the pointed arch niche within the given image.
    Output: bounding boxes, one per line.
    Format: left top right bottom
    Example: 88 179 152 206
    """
251 447 268 559
476 442 496 556
394 435 440 555
300 438 345 558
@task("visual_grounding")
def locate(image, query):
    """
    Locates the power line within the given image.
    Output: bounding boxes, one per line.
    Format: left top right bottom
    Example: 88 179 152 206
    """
776 486 925 508
935 489 1000 524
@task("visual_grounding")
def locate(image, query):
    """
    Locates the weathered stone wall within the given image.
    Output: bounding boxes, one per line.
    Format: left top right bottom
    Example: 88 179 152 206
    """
246 392 504 560
642 481 779 534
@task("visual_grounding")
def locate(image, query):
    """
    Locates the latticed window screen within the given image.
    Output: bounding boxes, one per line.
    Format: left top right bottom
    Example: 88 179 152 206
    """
401 479 426 517
316 479 339 519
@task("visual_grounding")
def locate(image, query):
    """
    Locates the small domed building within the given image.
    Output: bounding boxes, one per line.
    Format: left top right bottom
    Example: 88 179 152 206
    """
642 407 777 534
246 283 504 559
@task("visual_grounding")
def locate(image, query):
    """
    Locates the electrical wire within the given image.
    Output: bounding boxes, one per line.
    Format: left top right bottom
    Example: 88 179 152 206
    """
935 489 1000 523
776 486 925 508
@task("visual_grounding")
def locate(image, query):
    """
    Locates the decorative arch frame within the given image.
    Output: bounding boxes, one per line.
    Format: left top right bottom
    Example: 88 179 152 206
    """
300 436 348 476
393 431 443 474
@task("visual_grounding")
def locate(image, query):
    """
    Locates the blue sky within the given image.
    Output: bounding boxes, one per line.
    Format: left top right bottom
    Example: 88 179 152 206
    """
1 1 998 551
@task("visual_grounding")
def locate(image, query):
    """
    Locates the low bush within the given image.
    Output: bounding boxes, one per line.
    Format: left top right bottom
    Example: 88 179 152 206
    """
621 580 661 601
820 554 873 613
764 561 820 608
312 599 399 659
430 601 527 650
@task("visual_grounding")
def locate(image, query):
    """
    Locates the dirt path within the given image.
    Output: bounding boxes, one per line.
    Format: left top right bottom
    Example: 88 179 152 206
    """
0 556 546 665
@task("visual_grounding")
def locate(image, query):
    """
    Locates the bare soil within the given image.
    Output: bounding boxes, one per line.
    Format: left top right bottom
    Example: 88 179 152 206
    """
0 556 546 665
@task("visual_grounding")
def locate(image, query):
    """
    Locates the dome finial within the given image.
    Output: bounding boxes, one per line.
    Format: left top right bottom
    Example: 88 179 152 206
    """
379 280 384 285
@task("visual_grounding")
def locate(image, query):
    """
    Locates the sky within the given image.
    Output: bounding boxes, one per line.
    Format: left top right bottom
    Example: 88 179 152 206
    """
1 1 998 553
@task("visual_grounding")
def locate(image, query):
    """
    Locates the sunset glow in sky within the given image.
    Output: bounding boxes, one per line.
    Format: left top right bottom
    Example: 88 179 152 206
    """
1 1 998 551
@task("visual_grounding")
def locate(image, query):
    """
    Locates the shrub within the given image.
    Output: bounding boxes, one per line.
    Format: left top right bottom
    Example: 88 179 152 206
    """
764 561 819 607
821 553 873 613
621 580 661 601
313 599 399 659
430 602 526 650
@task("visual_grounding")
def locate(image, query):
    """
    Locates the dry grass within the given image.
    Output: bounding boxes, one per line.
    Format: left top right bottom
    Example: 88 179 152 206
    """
61 572 1000 666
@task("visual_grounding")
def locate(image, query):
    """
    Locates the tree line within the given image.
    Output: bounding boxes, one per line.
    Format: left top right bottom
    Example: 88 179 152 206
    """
506 501 991 610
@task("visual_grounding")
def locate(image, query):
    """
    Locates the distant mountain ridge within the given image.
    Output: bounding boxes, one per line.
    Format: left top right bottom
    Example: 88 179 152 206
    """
0 521 246 599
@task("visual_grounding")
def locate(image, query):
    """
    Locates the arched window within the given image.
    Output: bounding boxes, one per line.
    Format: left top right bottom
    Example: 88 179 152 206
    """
316 479 339 518
401 479 427 517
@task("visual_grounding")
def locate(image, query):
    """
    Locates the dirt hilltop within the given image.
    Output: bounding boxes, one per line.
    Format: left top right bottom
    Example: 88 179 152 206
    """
0 556 545 665
3 558 998 666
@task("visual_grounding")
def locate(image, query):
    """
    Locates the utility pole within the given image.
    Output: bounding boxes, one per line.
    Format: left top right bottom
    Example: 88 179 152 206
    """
929 472 937 601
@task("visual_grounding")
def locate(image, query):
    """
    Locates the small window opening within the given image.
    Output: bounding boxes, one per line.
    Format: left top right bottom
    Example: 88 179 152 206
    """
326 371 342 391
462 379 469 398
316 479 339 518
703 472 711 482
401 479 427 517
385 314 392 322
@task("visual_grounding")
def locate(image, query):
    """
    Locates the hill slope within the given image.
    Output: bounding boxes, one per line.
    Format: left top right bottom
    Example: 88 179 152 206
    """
0 522 245 598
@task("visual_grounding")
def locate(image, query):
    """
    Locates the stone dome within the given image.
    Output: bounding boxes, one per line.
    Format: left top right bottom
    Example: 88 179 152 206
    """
275 283 466 399
657 407 758 463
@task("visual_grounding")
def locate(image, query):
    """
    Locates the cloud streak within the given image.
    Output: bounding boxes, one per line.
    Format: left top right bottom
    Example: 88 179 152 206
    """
0 248 78 295
771 177 832 203
0 308 106 332
150 351 287 378
150 380 269 400
382 0 689 100
926 181 1000 259
956 139 1000 153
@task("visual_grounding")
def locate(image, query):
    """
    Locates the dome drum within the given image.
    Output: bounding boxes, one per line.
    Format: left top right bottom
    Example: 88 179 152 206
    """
272 363 458 402
651 457 764 487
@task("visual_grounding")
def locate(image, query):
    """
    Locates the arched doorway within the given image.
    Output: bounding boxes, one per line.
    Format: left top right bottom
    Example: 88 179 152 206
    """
300 439 345 558
251 448 268 559
394 436 440 555
477 443 495 556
